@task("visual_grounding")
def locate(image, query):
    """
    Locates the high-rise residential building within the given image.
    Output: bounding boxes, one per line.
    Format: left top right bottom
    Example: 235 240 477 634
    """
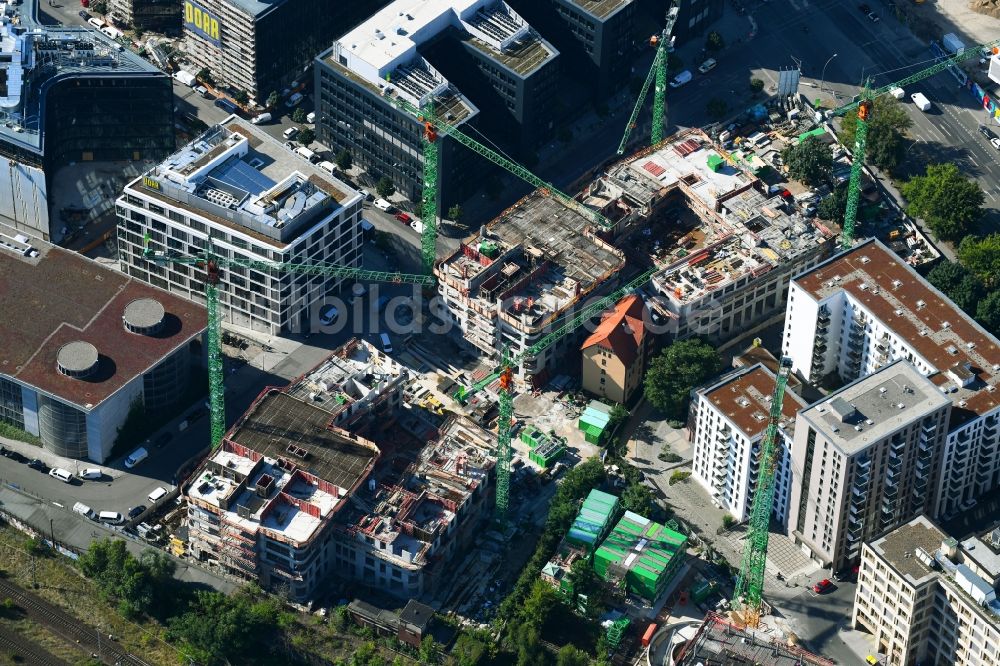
0 242 206 463
182 0 391 103
782 239 1000 520
314 0 560 211
0 0 174 242
785 361 951 572
689 363 805 525
853 515 1000 666
580 294 652 404
116 116 363 335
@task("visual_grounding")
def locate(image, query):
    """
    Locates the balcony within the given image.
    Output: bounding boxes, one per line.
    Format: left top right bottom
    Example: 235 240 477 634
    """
818 308 831 324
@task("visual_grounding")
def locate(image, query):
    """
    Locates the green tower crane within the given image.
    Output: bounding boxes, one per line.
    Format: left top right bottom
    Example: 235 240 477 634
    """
618 2 679 154
832 38 1000 249
141 236 433 448
731 356 793 628
419 107 439 275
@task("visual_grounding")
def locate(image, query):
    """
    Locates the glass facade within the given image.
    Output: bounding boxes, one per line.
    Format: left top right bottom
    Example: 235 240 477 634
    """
0 376 24 430
38 395 88 458
143 348 191 413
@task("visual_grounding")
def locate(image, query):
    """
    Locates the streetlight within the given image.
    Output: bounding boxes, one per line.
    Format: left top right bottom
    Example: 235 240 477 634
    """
820 53 839 93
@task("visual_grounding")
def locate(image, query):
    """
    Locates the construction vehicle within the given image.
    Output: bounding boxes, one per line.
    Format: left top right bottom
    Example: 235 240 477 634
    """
730 356 792 627
833 38 1000 249
618 2 679 154
141 235 432 448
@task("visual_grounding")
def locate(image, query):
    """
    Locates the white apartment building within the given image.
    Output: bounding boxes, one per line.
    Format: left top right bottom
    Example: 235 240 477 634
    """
786 361 951 572
117 116 363 336
782 239 1000 520
853 515 1000 666
690 364 805 525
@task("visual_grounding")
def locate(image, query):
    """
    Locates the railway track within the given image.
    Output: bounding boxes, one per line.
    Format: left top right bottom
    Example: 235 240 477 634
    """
0 577 150 666
0 624 70 666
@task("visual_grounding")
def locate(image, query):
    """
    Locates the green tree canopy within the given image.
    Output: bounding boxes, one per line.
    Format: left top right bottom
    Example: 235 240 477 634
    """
780 136 832 187
196 67 212 84
926 260 984 313
705 31 725 52
77 539 175 619
901 163 984 242
291 107 306 123
816 181 849 222
296 128 315 145
167 589 284 666
448 204 463 221
233 90 249 106
376 176 396 198
958 234 1000 288
266 91 280 109
335 149 353 171
452 632 488 666
620 482 654 516
976 291 1000 337
556 644 591 666
749 77 764 94
644 339 722 419
838 96 912 172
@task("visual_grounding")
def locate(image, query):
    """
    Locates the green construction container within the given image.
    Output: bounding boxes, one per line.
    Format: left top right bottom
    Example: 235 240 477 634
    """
691 579 717 604
567 489 620 550
707 153 724 172
578 405 611 444
529 437 565 468
593 511 687 602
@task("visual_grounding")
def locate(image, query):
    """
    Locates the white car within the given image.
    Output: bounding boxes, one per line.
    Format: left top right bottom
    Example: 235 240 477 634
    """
318 304 339 326
80 468 103 480
49 467 73 483
991 137 1000 151
698 58 717 74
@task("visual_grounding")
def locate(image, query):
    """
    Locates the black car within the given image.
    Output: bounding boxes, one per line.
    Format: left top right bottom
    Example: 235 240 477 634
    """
980 125 997 140
7 451 27 463
127 505 146 520
152 432 172 449
27 459 48 473
78 9 90 18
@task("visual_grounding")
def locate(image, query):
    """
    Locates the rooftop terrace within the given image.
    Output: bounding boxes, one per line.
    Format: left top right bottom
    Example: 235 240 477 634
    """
796 240 1000 426
567 0 632 20
702 364 805 441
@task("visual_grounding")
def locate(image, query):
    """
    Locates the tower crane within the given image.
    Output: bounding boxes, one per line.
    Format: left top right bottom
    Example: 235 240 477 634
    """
455 266 659 522
140 235 433 448
833 38 1000 249
618 2 679 154
730 356 792 628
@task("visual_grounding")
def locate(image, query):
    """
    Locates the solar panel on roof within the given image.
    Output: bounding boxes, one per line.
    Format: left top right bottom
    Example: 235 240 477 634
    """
213 158 276 196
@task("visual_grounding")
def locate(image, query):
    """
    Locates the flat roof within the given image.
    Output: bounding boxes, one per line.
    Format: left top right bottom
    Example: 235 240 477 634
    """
702 364 805 441
565 0 633 20
868 514 948 584
0 244 206 409
798 361 950 455
217 0 290 19
228 391 377 492
795 239 1000 425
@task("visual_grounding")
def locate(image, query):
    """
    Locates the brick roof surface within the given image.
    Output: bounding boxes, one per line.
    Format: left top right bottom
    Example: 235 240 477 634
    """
581 294 647 367
703 365 806 440
0 245 206 409
795 239 1000 425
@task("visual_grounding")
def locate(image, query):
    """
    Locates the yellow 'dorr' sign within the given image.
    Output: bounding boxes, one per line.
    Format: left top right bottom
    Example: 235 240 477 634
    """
184 0 221 46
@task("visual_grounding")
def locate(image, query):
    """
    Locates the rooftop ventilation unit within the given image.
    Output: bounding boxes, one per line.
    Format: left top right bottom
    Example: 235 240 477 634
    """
859 283 869 291
897 403 906 409
916 300 926 309
895 309 903 316
892 280 902 289
942 322 951 330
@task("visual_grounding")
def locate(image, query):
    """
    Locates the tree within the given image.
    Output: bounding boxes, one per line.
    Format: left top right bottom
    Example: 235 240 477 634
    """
602 404 629 445
196 68 212 84
901 163 984 242
266 91 280 109
448 204 463 222
976 291 1000 337
335 149 353 172
780 136 832 187
621 482 654 515
167 589 283 666
644 339 722 419
77 539 174 619
419 635 438 664
291 107 307 123
453 633 488 666
520 580 557 628
926 261 984 313
233 90 249 106
958 234 1000 288
706 98 729 121
705 31 725 52
816 181 849 222
376 176 395 198
556 645 590 666
512 622 546 666
749 77 764 94
838 96 912 173
296 128 315 146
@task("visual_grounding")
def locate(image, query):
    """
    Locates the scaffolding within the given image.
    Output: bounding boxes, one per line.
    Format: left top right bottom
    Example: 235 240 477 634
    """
673 613 835 666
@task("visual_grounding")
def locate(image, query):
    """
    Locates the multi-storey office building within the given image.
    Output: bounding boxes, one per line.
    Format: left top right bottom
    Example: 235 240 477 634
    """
315 0 559 210
0 0 174 241
182 0 391 103
690 364 805 525
117 116 363 335
110 0 180 31
782 239 1000 520
785 361 951 572
853 515 1000 666
637 0 723 46
0 242 205 463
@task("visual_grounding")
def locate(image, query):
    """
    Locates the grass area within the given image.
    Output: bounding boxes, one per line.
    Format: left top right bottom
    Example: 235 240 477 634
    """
0 615 98 665
0 423 40 447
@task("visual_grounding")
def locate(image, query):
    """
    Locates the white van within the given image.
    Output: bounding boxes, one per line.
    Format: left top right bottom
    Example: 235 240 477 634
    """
73 502 96 520
124 447 148 469
374 198 393 212
379 332 393 354
911 92 931 112
669 70 692 88
98 511 124 525
49 468 73 483
318 160 336 174
698 58 717 74
890 87 905 100
147 486 168 504
295 146 315 162
306 111 316 124
87 17 103 28
251 112 272 125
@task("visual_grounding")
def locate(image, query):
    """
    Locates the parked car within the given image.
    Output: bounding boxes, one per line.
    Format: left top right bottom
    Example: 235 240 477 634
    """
194 85 210 98
991 137 1000 151
394 211 412 224
98 511 124 525
5 450 26 463
813 579 834 594
318 304 339 326
127 505 146 520
80 468 103 480
283 126 299 140
49 467 74 483
188 407 207 421
358 189 373 202
78 9 91 19
374 198 394 212
698 58 717 74
979 125 996 140
669 70 692 88
867 11 879 21
27 459 48 472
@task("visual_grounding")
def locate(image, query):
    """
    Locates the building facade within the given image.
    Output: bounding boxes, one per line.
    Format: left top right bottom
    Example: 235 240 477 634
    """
109 0 181 31
0 244 206 462
580 294 652 404
689 364 805 525
853 515 1000 666
785 361 951 572
782 239 1000 520
117 117 363 335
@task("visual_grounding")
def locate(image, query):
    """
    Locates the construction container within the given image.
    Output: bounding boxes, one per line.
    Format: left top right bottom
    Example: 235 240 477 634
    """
566 489 620 551
691 579 717 604
594 511 688 602
641 622 657 647
578 402 612 444
529 437 565 468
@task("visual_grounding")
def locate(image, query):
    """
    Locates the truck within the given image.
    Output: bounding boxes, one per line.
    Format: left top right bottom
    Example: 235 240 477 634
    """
911 92 931 112
942 33 965 56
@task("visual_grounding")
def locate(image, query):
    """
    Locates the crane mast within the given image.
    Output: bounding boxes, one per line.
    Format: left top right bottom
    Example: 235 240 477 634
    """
618 2 678 154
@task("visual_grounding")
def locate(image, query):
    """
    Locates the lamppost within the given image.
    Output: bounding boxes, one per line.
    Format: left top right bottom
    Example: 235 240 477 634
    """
820 53 839 93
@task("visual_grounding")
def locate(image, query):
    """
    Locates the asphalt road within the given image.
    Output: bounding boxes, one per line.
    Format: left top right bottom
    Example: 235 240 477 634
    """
770 576 860 664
